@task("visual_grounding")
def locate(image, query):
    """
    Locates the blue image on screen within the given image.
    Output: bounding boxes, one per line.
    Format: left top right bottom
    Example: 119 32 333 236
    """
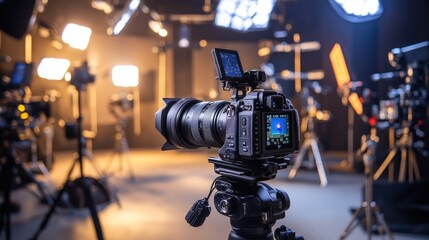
271 117 288 135
220 52 243 78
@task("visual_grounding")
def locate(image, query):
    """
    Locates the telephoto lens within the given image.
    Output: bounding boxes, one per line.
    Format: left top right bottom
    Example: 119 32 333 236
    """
155 98 229 150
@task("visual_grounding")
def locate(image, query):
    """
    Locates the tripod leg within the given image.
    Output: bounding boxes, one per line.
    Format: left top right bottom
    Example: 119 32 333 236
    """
81 179 104 240
339 206 363 240
372 205 394 240
122 138 135 181
310 139 328 187
365 202 372 240
373 148 397 181
288 140 310 179
18 163 54 206
409 149 421 182
398 147 407 183
31 159 78 240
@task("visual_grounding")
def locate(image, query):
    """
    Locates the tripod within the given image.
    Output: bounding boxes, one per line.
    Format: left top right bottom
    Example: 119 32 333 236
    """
373 113 420 182
186 157 304 240
32 83 104 240
0 132 54 240
288 93 328 187
340 131 393 240
105 116 135 181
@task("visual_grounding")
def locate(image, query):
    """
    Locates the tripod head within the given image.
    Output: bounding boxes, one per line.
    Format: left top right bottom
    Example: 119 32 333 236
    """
185 157 304 240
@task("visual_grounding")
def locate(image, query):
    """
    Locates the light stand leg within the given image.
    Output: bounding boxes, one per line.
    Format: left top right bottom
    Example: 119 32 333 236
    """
288 139 310 179
373 148 398 181
398 146 407 183
310 139 328 187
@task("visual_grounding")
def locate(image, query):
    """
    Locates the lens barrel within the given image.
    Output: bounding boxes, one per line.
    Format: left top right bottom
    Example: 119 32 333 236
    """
155 98 228 150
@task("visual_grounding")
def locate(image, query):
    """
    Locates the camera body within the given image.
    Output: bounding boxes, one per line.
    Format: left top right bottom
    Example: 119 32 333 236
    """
219 89 299 161
155 48 299 168
212 48 299 161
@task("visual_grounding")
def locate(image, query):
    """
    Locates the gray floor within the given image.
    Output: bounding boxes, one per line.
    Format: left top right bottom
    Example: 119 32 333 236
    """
3 149 428 240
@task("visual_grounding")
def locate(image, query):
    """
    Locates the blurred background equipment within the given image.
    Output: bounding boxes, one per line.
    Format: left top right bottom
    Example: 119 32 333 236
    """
103 64 139 181
262 34 330 186
330 43 364 171
340 130 393 240
0 62 54 240
371 41 429 183
32 62 110 240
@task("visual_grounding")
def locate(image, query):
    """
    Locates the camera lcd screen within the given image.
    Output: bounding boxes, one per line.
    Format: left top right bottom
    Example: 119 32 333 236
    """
219 51 243 78
212 48 244 81
265 113 292 151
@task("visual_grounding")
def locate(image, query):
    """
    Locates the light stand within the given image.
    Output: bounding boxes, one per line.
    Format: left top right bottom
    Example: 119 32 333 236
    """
340 130 393 240
104 94 135 181
32 67 105 240
288 86 328 186
373 88 421 183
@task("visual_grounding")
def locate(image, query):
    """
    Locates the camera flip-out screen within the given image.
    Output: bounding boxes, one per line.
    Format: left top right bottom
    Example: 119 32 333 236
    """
212 48 244 81
264 112 293 152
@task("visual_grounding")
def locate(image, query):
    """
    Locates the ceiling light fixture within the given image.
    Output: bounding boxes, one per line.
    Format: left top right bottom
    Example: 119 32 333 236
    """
214 0 277 32
109 0 141 35
328 0 383 23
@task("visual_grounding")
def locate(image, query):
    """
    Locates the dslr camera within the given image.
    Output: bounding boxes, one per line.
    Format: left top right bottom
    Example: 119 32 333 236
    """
156 49 303 240
156 48 299 181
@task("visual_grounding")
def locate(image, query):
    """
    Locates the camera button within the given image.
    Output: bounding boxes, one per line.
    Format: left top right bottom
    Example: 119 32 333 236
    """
242 148 248 152
241 117 247 125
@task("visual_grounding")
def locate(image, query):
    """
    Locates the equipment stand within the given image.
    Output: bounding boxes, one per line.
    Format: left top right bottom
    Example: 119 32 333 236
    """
0 139 54 240
288 95 328 187
31 86 104 240
373 106 421 183
105 118 135 181
28 135 56 195
340 132 393 240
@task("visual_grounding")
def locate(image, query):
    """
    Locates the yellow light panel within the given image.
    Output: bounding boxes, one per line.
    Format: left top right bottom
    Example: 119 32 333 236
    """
330 43 351 87
348 92 363 115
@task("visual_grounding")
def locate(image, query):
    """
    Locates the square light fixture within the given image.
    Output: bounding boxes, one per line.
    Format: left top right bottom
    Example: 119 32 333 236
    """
62 23 92 50
37 58 70 80
214 0 276 32
112 65 139 87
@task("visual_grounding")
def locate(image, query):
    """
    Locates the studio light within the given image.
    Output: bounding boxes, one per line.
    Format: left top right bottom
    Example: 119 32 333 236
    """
62 23 92 50
109 0 141 35
328 0 383 23
148 20 168 37
37 58 71 80
214 0 277 32
178 24 190 48
112 65 139 87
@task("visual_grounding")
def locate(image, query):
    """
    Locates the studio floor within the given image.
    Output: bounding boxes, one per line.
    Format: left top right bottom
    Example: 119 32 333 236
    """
4 149 429 240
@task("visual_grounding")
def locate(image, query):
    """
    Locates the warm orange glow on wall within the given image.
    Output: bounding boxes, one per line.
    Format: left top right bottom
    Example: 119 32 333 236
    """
330 43 351 87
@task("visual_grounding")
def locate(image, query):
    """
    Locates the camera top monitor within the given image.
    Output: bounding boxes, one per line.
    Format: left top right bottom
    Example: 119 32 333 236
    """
212 48 244 81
